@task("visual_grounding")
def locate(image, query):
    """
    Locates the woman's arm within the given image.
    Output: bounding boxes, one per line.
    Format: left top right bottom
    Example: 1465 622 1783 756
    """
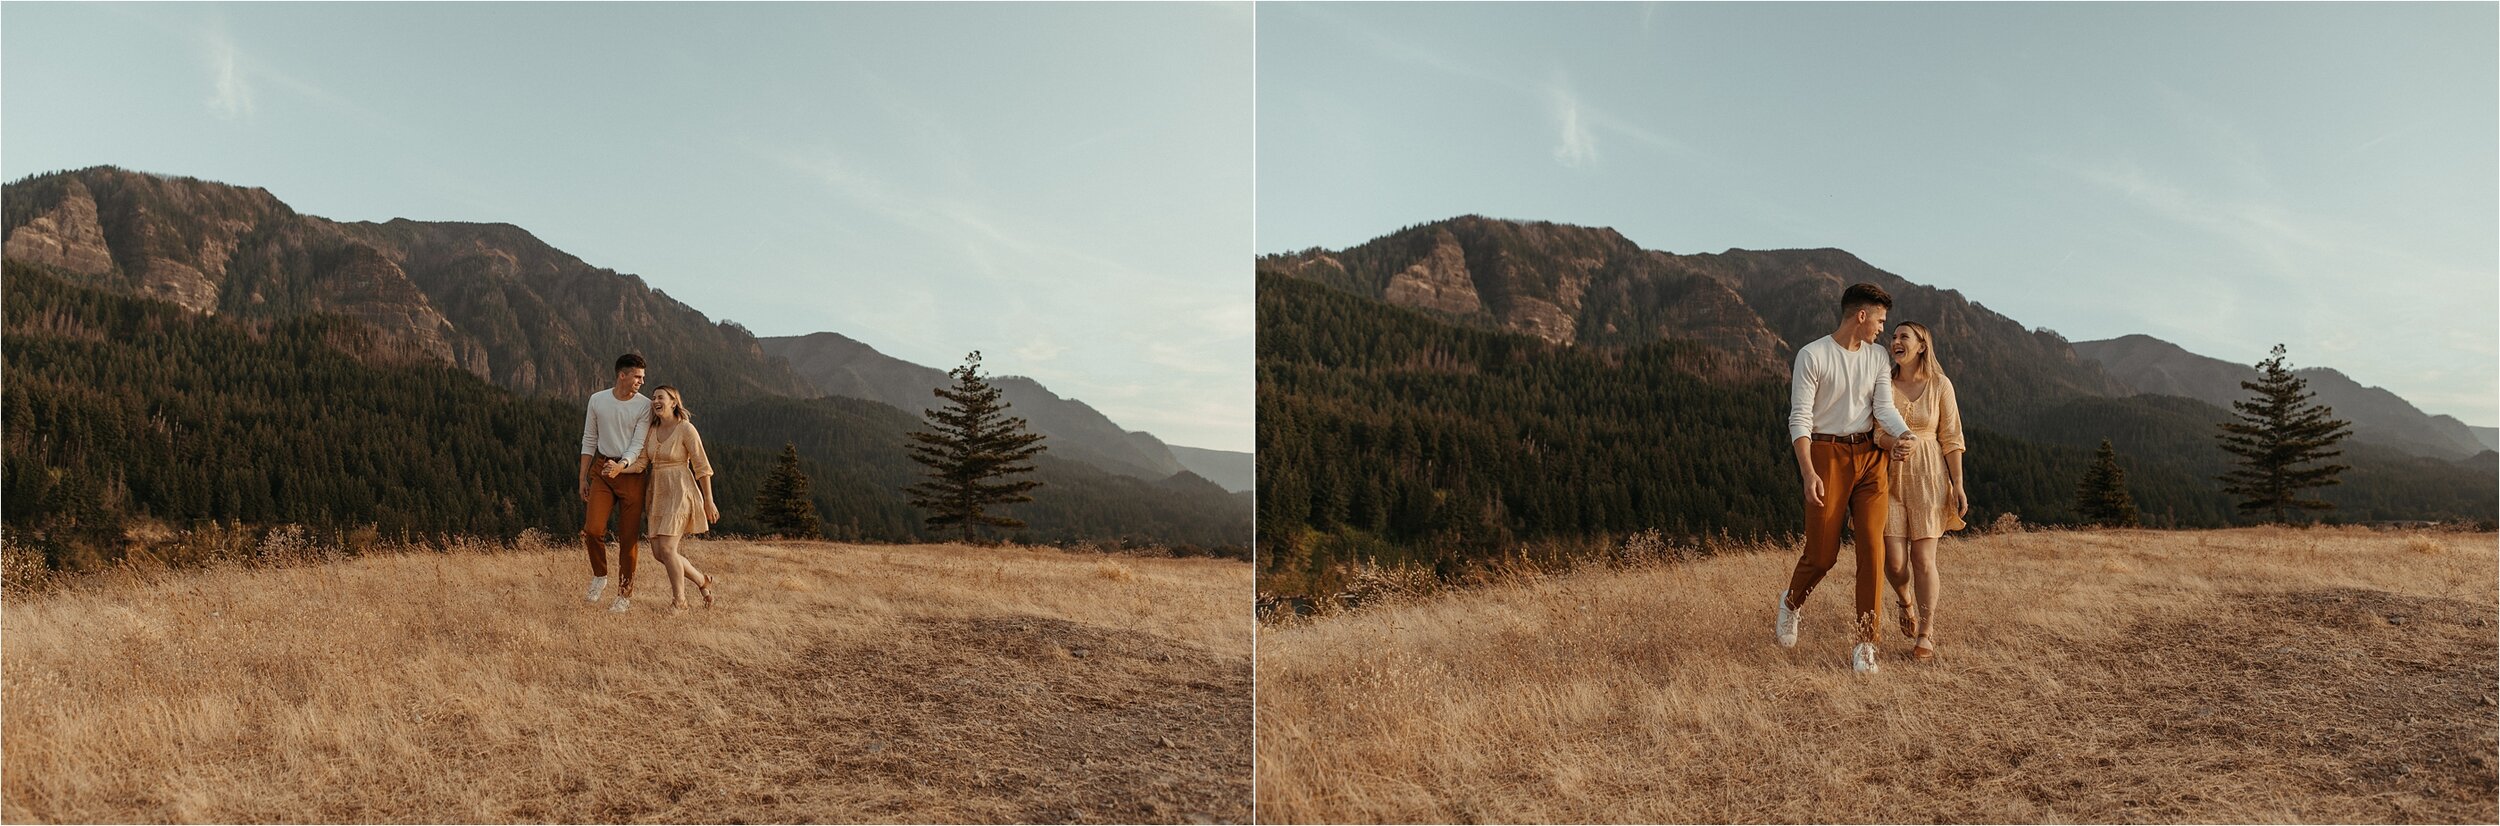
1941 378 1969 515
1938 377 1968 458
690 425 720 521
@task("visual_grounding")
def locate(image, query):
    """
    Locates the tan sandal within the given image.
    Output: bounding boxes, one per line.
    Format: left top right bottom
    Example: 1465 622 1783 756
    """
1911 636 1937 662
697 572 717 608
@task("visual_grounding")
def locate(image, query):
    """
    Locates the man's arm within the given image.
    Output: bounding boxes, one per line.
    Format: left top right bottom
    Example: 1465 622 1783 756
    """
581 402 601 458
1870 361 1912 439
580 404 600 498
1794 436 1824 508
1789 348 1826 507
619 401 653 466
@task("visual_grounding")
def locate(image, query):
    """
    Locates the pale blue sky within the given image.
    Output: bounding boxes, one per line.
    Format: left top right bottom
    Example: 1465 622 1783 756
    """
3 1 1253 451
1258 2 2498 426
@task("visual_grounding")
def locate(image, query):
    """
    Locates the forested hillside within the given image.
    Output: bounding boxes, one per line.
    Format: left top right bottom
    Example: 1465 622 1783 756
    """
4 262 1249 572
1255 272 2495 595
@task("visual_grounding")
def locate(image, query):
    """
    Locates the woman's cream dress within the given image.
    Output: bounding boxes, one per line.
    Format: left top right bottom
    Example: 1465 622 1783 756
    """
1885 374 1968 540
644 422 716 538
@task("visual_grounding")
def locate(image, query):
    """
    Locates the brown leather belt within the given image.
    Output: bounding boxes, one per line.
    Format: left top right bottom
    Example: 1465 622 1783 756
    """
1811 431 1875 445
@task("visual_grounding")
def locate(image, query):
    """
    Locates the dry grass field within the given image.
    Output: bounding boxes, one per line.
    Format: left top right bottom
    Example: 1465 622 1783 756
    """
2 537 1250 823
1256 527 2498 823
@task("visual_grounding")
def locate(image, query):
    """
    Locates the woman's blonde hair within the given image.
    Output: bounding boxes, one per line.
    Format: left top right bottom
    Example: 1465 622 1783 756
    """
1891 322 1944 383
649 385 692 425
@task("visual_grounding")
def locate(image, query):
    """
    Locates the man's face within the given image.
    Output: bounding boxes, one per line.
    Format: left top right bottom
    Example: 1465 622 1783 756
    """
617 367 646 394
1865 306 1889 344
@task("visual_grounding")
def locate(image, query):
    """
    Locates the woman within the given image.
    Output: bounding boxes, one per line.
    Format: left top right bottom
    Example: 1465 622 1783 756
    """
1876 322 1967 662
643 385 721 614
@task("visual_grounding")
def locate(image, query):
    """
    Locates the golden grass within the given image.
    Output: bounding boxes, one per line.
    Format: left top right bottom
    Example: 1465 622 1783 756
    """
3 538 1249 823
1256 527 2499 823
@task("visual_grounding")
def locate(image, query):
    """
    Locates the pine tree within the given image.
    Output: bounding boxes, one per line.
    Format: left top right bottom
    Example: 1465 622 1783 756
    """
904 351 1048 544
2074 439 2139 527
752 443 822 539
2216 344 2353 524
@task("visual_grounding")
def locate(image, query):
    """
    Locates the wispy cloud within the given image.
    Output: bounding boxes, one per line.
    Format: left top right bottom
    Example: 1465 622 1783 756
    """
1289 4 1697 165
2058 157 2326 274
1550 82 1597 168
2150 83 2274 192
2051 154 2496 423
751 141 1141 290
205 30 254 120
1015 334 1067 364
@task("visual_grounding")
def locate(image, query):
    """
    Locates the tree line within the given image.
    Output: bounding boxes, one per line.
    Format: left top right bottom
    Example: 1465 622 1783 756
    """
1255 272 2497 595
3 262 1248 573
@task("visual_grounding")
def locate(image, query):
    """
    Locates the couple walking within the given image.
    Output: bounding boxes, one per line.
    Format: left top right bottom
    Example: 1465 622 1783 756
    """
580 353 723 615
1773 283 1970 674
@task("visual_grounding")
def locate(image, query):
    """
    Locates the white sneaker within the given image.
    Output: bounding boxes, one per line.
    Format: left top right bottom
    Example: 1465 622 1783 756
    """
609 596 632 614
1774 589 1801 648
585 575 608 603
1851 642 1880 675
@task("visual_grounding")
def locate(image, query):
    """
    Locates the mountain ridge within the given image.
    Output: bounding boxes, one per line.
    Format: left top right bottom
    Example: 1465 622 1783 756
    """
2073 333 2489 460
4 166 810 402
759 332 1254 491
1259 214 2133 421
2 167 1252 548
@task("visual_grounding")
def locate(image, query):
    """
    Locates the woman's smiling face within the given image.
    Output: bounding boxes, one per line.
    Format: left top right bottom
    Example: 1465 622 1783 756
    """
1889 327 1922 366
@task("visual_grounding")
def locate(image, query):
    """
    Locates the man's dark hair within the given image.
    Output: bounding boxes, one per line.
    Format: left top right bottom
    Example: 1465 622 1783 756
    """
1840 283 1893 319
615 353 646 373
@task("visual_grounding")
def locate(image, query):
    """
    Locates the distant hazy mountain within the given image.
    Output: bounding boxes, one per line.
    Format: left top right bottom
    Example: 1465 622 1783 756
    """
2073 334 2488 460
1168 445 1254 493
2474 427 2498 452
758 332 1203 484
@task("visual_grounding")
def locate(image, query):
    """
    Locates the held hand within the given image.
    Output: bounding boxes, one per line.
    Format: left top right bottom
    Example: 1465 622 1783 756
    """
600 460 622 478
1802 472 1826 508
1890 441 1913 462
1873 430 1897 451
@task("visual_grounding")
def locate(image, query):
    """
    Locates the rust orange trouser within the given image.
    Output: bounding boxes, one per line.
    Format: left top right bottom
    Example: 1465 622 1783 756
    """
1784 439 1889 643
583 469 647 590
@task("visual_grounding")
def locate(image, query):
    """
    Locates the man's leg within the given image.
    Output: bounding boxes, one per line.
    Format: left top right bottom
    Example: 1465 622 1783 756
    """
1785 441 1850 607
613 472 648 596
583 473 615 578
1848 448 1890 645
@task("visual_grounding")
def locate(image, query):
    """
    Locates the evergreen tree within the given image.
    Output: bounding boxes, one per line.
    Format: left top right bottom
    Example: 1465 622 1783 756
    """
904 351 1048 544
2216 344 2353 524
751 443 822 538
2074 439 2140 527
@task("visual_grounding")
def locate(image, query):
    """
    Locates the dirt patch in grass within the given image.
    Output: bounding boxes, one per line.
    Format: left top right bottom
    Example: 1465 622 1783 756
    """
756 614 1250 823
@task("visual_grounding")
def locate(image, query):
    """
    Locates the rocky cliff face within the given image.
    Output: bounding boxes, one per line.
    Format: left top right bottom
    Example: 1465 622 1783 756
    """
1259 215 2126 411
1259 216 1789 377
3 177 118 280
3 167 810 402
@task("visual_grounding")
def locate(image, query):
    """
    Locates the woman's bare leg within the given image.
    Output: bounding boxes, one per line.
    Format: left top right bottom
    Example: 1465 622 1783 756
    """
1884 535 1916 637
1910 537 1941 640
651 534 691 608
677 547 708 606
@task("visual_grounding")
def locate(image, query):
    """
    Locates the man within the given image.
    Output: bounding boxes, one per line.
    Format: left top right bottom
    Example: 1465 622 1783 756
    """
581 353 653 613
1775 283 1915 675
